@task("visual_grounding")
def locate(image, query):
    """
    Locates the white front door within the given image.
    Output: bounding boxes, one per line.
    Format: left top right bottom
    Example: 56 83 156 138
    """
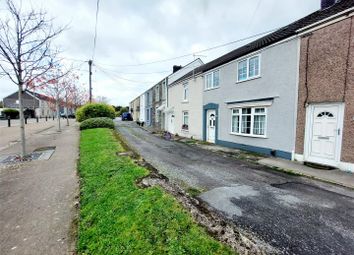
206 110 216 143
168 113 175 134
305 103 344 166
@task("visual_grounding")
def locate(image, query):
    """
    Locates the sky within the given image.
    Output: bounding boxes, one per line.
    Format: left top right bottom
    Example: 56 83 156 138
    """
0 0 320 106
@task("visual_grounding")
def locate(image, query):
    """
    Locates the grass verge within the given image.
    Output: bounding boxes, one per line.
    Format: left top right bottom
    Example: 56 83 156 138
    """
77 128 235 254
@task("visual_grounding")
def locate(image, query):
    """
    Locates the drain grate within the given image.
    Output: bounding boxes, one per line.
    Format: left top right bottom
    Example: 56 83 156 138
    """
0 146 56 165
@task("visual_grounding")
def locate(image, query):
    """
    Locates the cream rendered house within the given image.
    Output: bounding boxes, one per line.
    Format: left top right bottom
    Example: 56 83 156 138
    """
167 73 204 140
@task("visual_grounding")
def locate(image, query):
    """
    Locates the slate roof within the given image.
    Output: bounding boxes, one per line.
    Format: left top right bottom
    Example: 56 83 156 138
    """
25 90 53 102
173 0 354 84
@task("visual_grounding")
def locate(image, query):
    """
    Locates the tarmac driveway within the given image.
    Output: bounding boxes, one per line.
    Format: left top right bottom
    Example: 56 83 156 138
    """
116 121 354 255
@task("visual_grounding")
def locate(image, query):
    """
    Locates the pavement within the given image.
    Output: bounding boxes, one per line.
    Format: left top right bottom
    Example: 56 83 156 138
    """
0 120 79 255
259 157 354 189
116 120 354 255
0 118 57 152
0 118 43 127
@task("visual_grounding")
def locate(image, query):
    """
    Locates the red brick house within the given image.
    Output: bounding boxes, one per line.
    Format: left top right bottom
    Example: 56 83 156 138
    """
295 0 354 172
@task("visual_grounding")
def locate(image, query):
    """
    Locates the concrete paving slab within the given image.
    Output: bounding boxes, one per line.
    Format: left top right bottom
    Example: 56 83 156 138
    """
0 120 79 255
259 157 354 189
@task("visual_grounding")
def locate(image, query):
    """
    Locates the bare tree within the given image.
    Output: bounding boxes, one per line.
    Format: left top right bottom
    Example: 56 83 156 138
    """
0 0 65 157
40 67 71 131
62 73 79 126
95 95 109 104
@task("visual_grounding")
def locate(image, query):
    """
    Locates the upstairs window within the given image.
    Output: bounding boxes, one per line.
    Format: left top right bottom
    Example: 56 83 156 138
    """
205 70 220 90
155 86 159 101
237 55 260 82
146 92 150 104
183 82 188 101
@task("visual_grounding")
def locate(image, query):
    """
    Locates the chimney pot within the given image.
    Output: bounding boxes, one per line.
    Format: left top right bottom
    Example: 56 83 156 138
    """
173 65 182 73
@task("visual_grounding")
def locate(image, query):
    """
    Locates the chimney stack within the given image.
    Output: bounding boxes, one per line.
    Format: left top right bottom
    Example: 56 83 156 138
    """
173 65 182 73
321 0 337 9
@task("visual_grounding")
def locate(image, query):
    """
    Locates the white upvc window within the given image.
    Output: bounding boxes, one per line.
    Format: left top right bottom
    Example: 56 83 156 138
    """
205 70 220 90
146 92 150 105
183 82 188 101
155 85 160 101
182 111 189 130
146 108 150 121
237 55 260 82
231 107 266 137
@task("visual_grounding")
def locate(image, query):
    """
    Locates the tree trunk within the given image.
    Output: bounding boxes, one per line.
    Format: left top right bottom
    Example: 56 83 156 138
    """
65 93 69 126
56 97 61 131
18 84 26 157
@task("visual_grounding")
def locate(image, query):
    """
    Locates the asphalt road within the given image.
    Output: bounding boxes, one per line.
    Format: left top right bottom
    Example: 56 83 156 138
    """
116 120 354 255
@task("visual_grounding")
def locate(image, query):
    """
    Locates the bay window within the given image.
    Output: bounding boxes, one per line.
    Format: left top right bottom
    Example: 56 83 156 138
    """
231 107 266 137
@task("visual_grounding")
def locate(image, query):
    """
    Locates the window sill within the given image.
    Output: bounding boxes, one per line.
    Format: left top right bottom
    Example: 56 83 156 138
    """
181 100 189 104
181 129 189 133
229 132 267 139
204 86 220 92
236 75 261 84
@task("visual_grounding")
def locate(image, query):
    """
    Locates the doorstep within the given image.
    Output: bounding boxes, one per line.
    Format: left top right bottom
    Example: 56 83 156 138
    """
258 157 354 189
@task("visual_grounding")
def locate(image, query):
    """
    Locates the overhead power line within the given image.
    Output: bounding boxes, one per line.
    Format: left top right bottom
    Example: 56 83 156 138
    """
95 27 279 68
248 0 262 31
96 68 171 75
92 0 101 61
95 64 156 84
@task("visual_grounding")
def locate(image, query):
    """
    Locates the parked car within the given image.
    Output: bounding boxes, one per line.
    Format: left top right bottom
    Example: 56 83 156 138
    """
121 112 133 121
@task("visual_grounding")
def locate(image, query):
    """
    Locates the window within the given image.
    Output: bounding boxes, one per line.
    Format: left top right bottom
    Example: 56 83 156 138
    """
237 60 247 82
183 82 188 101
155 86 159 101
182 111 189 130
205 70 220 90
231 107 266 137
317 111 334 118
237 55 260 82
146 108 150 121
146 92 150 105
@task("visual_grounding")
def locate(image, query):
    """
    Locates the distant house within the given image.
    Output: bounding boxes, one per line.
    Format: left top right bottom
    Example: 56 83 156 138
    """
129 96 140 121
3 90 55 118
167 69 204 140
137 59 204 130
143 77 167 128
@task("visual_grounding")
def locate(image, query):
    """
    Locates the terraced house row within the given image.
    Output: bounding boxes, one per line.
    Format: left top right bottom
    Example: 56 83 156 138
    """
129 0 354 172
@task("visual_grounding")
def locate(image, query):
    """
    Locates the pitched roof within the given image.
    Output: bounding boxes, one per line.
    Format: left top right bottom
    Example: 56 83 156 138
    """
26 90 53 102
173 0 354 84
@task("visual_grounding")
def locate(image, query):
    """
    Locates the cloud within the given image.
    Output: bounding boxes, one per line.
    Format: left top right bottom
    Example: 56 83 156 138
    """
1 0 319 106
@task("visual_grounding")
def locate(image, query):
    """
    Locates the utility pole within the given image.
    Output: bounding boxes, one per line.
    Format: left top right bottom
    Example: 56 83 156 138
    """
88 59 93 103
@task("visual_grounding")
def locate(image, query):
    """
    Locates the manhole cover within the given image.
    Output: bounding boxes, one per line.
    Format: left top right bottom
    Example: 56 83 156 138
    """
33 146 56 160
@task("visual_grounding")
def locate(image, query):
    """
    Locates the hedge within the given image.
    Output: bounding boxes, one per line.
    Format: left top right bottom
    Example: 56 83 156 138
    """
2 109 19 119
76 103 116 122
79 117 115 130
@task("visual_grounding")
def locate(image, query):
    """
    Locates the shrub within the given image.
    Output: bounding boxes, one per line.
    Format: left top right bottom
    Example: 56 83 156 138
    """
117 106 129 117
80 117 115 130
3 109 19 119
76 103 116 122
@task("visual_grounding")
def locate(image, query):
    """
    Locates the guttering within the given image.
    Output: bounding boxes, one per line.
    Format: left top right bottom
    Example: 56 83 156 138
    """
297 7 354 33
299 11 354 37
